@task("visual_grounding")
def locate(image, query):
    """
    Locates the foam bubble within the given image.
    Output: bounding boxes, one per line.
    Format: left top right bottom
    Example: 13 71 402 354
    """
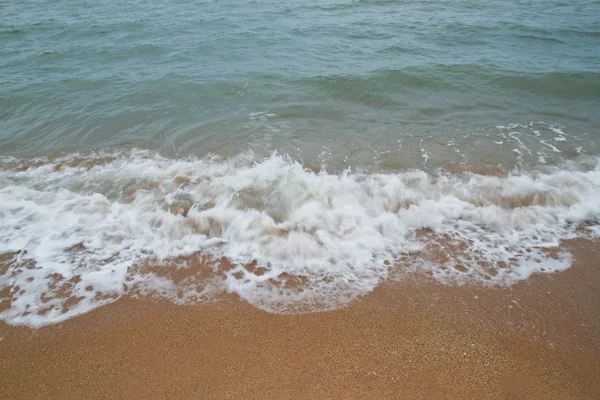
0 150 599 326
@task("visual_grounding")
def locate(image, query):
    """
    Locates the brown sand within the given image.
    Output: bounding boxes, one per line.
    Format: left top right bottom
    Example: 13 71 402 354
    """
1 239 599 399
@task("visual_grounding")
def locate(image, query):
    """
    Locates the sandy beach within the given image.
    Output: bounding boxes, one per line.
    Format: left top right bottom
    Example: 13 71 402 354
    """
0 239 599 399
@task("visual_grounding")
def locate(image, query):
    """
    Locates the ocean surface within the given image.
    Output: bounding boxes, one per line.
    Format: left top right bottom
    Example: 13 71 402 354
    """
1 0 599 326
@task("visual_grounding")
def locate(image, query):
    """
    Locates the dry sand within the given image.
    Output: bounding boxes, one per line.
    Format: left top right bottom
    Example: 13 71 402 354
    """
1 239 599 399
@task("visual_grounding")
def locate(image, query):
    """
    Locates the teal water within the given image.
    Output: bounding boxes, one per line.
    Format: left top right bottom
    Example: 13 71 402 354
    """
1 0 599 170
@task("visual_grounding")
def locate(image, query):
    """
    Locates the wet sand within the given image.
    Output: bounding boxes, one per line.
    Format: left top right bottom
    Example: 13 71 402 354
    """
1 239 599 399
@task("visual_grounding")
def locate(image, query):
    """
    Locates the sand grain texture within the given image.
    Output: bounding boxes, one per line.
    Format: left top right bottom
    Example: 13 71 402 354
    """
1 239 599 399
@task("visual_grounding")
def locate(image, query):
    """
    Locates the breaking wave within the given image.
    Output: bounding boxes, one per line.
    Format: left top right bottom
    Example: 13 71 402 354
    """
1 150 599 326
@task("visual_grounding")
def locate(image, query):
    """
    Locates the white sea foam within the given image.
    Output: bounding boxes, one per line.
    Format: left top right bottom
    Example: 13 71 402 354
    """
1 150 599 327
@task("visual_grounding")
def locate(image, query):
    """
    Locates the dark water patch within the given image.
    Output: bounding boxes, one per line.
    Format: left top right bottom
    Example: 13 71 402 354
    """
556 28 600 38
293 65 600 105
493 71 600 100
0 27 24 37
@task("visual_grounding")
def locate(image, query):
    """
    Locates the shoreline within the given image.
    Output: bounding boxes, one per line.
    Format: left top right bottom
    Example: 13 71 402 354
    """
1 239 599 399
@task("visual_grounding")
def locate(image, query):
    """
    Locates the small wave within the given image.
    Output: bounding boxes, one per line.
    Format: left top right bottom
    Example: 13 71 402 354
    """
492 71 600 100
297 65 600 103
516 34 565 44
1 150 599 327
556 28 600 38
0 27 24 36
